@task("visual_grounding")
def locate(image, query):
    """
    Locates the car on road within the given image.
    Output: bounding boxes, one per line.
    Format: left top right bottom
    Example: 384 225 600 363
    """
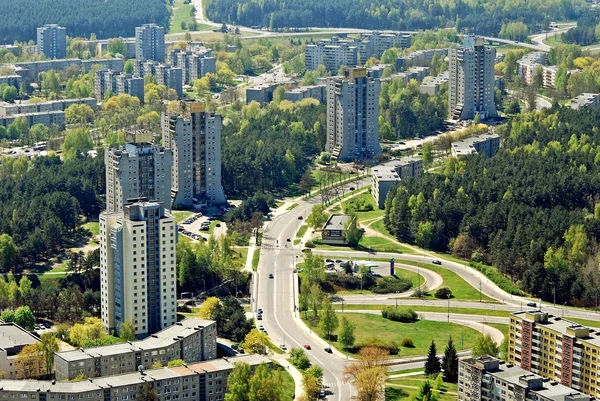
432 260 442 265
258 325 264 331
335 259 342 264
349 187 355 191
286 238 291 242
256 314 262 320
268 273 274 279
527 302 537 307
324 347 332 353
303 344 311 350
280 344 287 351
297 216 303 220
257 308 263 314
238 348 245 354
231 344 239 350
302 248 311 253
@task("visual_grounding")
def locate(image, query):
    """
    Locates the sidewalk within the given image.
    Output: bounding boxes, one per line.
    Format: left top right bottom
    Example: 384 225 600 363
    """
272 354 304 398
243 235 257 274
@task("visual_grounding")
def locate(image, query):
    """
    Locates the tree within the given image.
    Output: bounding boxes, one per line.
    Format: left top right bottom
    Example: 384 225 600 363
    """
290 348 311 370
119 320 136 341
71 40 88 59
344 215 363 247
343 347 388 401
65 104 95 125
225 362 252 401
0 234 17 272
40 333 58 376
248 363 287 401
306 204 328 230
422 142 434 168
107 38 126 56
198 296 221 320
308 284 324 317
472 334 499 357
302 374 322 401
41 70 60 95
167 359 186 367
18 276 33 305
138 384 158 401
15 343 44 379
14 306 35 331
2 85 17 102
442 337 459 383
62 127 93 161
319 298 338 340
338 317 355 350
242 328 269 355
303 251 326 286
424 340 441 376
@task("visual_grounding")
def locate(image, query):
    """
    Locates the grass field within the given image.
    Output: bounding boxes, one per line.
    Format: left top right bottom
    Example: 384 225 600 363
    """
335 267 424 295
386 374 458 401
358 236 413 254
252 249 260 271
567 317 600 329
303 313 480 357
287 203 298 210
273 362 296 399
335 304 510 318
83 222 99 236
169 0 213 34
388 367 425 376
172 211 194 223
296 224 308 238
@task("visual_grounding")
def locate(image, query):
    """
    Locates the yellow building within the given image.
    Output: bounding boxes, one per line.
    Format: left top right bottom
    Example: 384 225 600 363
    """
509 311 600 398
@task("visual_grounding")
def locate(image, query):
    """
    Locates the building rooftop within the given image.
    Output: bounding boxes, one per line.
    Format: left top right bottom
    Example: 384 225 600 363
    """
517 51 547 68
56 319 214 362
371 167 400 182
511 310 600 345
323 214 352 231
451 134 499 155
569 93 599 110
0 322 41 354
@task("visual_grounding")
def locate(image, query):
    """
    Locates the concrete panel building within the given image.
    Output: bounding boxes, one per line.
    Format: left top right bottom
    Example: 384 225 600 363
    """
371 167 400 209
13 58 123 85
95 69 144 102
517 52 547 85
358 31 411 64
100 202 177 338
569 93 600 110
245 84 277 104
396 48 448 71
0 323 41 379
508 310 600 399
420 71 450 96
167 46 216 85
0 354 269 401
136 23 166 62
459 356 589 401
0 75 22 89
37 24 67 59
449 36 497 121
54 318 216 381
284 84 326 103
162 101 226 208
0 111 65 129
394 157 423 179
305 37 359 73
134 60 183 98
451 134 500 157
0 98 96 117
105 143 173 213
326 67 381 161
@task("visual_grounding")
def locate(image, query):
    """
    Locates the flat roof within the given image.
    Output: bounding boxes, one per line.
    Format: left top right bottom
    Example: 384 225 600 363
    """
511 311 600 345
56 319 215 362
0 323 40 351
372 167 400 182
323 214 352 231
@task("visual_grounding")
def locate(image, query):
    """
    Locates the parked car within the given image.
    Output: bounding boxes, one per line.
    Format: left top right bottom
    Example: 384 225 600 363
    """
324 347 332 353
335 259 343 264
349 187 355 191
268 273 274 279
298 216 303 220
432 260 442 265
527 302 537 307
280 344 287 351
257 308 263 314
303 344 311 350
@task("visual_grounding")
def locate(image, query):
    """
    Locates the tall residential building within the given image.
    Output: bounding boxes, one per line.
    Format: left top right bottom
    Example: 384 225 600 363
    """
36 24 67 59
135 23 166 62
100 202 177 338
358 31 411 64
105 143 173 213
508 310 600 398
134 60 183 98
305 37 358 73
326 67 381 162
448 36 497 121
458 355 590 401
162 101 226 208
94 69 144 102
167 46 216 85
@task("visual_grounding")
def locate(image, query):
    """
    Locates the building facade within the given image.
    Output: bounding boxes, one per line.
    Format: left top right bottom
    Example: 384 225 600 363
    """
449 36 497 121
451 134 500 157
357 31 411 64
37 24 67 59
371 167 400 209
459 355 589 401
94 69 144 102
0 323 41 379
100 202 177 338
326 67 381 161
508 310 600 398
162 101 226 208
284 84 326 103
54 318 217 381
305 37 359 73
167 47 216 85
321 214 354 245
517 52 547 85
135 24 166 62
105 143 173 213
0 111 65 129
0 98 96 117
134 60 183 98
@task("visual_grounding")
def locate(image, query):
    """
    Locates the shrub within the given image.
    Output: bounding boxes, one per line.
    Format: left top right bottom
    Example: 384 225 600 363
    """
325 271 376 291
358 337 399 355
381 307 418 323
305 240 315 248
373 276 412 294
400 337 414 347
434 286 453 299
413 285 429 298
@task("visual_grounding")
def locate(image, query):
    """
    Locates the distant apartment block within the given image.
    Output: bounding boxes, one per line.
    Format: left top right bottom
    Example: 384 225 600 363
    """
542 65 558 88
94 69 144 102
371 167 400 209
13 58 124 85
517 52 547 85
1 354 269 401
0 75 22 89
326 67 381 161
380 66 430 86
96 38 137 58
508 310 600 399
105 143 173 213
305 37 359 73
0 322 41 379
136 23 166 62
570 93 600 110
420 70 449 96
284 84 326 103
394 157 423 179
54 318 216 381
245 84 277 104
100 201 177 338
167 46 216 85
366 64 388 79
449 36 497 121
459 356 590 401
357 31 411 64
162 100 226 208
0 98 96 117
451 134 500 157
0 111 65 129
134 60 183 97
396 48 448 71
37 24 67 59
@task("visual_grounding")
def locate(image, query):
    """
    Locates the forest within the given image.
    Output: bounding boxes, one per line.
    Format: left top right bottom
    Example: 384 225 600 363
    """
0 0 169 43
205 0 586 37
384 106 600 307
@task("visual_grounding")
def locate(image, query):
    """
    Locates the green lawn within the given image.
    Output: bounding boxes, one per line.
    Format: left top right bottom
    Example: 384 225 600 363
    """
358 236 413 254
286 203 298 210
335 304 510 318
335 267 424 295
172 211 194 223
252 249 261 271
273 362 296 399
342 192 386 222
169 0 196 34
303 313 480 357
386 374 458 401
296 224 308 238
567 317 600 329
83 222 99 236
388 367 425 376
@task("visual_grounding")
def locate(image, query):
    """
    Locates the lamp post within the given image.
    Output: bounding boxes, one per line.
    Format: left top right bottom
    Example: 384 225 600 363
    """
447 294 451 322
550 282 556 307
479 278 482 303
395 291 399 308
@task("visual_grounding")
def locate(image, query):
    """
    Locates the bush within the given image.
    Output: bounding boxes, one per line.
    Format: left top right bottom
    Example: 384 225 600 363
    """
325 271 376 291
400 337 414 348
412 285 429 298
372 276 412 294
305 240 315 248
381 307 418 323
177 305 192 313
358 337 399 355
434 286 453 299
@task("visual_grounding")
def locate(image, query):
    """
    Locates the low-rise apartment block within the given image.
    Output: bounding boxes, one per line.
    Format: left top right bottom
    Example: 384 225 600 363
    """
167 46 216 85
1 354 268 401
54 318 217 381
459 355 590 401
284 84 326 103
569 93 600 110
396 48 448 71
451 134 500 157
305 37 359 73
0 322 41 379
0 111 65 129
0 98 96 117
13 58 123 85
420 71 449 96
245 84 277 104
0 75 22 89
134 60 183 97
517 52 547 85
371 167 400 209
381 67 430 85
94 69 144 102
358 31 411 64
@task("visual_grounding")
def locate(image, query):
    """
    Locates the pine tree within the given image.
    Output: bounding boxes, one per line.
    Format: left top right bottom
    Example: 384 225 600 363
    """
442 337 459 383
424 340 441 376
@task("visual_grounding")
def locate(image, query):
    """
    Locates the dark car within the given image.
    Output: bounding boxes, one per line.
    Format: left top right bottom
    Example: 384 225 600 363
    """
432 260 442 265
335 259 342 264
269 273 274 279
304 344 311 350
527 302 537 307
216 223 221 227
257 308 263 314
325 259 333 263
298 215 303 220
324 347 332 353
286 238 291 242
349 187 355 191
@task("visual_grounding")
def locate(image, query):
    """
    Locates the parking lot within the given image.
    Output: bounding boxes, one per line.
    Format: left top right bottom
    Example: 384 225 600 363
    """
178 205 232 241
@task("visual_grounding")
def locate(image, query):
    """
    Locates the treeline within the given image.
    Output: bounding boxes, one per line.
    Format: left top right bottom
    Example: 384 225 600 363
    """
0 155 104 271
384 106 600 307
205 0 586 37
561 10 600 46
0 0 169 43
221 98 325 196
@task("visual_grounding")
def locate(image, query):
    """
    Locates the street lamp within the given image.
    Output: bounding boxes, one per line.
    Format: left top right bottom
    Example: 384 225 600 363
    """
550 282 556 307
447 294 451 322
395 291 399 308
479 278 482 303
